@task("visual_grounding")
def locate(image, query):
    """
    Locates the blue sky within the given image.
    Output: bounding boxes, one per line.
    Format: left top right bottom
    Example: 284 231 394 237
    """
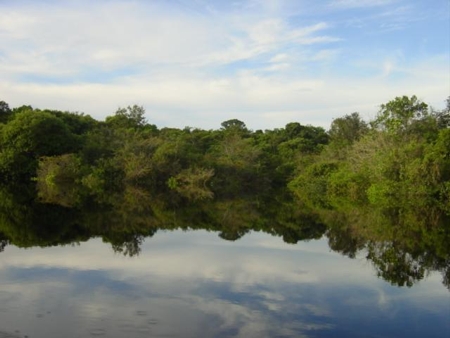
0 0 448 130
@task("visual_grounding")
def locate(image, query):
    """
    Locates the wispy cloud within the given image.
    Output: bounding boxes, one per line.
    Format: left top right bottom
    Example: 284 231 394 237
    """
0 2 337 78
329 0 395 9
0 0 448 130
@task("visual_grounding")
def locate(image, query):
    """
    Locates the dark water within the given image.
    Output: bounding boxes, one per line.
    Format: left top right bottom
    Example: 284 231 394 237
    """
1 230 449 338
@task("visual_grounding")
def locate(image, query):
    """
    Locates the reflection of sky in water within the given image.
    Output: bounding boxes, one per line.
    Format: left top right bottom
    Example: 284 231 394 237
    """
0 230 449 338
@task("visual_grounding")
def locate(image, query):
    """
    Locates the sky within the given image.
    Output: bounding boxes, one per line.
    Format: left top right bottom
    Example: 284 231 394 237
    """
0 0 449 130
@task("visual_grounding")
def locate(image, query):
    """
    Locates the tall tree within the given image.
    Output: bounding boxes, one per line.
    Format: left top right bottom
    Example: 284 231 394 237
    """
0 101 12 123
371 95 428 134
329 112 368 146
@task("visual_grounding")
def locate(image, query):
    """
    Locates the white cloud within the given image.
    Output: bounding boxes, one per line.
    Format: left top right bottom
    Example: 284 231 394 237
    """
264 62 290 71
0 0 447 131
310 48 341 61
1 55 448 131
269 53 289 63
329 0 395 9
0 2 218 75
381 60 395 77
0 2 336 77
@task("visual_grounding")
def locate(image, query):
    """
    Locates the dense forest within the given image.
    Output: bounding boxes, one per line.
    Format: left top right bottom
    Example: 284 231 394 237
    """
0 95 449 289
0 95 449 209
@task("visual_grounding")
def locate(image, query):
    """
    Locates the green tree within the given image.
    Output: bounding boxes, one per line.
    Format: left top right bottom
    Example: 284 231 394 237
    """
0 110 79 179
371 95 429 134
431 96 450 129
0 101 12 123
105 105 155 130
43 109 98 135
220 119 248 133
329 112 368 148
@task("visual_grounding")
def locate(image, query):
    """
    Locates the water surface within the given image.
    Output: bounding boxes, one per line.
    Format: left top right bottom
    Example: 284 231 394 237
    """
1 230 448 338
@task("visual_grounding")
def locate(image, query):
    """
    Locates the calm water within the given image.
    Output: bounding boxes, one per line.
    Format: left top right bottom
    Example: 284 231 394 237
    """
1 230 449 338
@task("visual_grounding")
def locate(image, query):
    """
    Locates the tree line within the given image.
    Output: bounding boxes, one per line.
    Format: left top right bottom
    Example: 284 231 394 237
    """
0 100 330 201
0 95 448 212
290 95 450 213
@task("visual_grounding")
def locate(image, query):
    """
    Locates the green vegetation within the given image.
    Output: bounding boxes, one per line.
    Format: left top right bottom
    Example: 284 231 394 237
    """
290 96 450 212
0 95 449 289
3 95 445 209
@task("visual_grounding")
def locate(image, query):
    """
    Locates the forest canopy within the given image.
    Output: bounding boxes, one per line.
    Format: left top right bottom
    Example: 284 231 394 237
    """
0 95 449 289
0 95 448 212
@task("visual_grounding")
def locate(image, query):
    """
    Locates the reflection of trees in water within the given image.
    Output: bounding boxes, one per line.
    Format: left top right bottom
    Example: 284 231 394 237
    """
0 182 327 249
327 226 365 259
0 235 8 252
443 267 450 291
366 241 450 291
0 184 90 249
320 204 450 290
366 243 427 287
278 217 326 244
1 181 449 291
104 233 147 257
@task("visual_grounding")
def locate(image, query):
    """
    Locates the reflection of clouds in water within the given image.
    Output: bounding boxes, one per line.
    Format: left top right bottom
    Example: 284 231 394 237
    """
302 304 332 317
0 331 23 338
0 231 449 337
257 290 285 302
376 288 390 308
178 288 334 337
1 233 327 286
262 300 282 312
0 252 334 336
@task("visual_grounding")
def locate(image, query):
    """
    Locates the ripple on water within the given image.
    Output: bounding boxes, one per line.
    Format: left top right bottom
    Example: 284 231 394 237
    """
89 328 106 336
135 310 148 316
0 331 22 338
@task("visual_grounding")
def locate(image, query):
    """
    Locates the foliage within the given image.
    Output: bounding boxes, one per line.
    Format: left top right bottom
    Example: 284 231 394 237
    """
371 95 429 134
0 101 12 123
36 154 84 207
168 167 215 201
105 105 151 130
0 110 80 179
